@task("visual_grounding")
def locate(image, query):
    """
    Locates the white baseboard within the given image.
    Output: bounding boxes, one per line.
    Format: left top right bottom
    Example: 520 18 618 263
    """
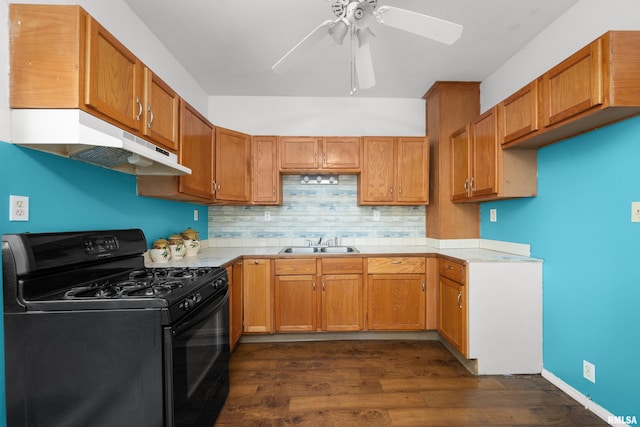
542 369 632 426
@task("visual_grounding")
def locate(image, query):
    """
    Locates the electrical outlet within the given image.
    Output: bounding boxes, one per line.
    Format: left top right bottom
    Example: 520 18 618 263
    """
632 202 640 222
9 195 29 221
264 211 271 221
490 208 497 222
193 209 199 221
373 211 381 221
583 360 596 383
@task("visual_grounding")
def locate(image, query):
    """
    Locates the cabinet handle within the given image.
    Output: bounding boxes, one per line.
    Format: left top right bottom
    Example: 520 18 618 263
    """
421 280 425 292
398 187 403 194
212 180 217 193
390 187 393 194
457 291 462 309
136 98 143 121
313 280 316 292
272 186 276 195
147 106 154 129
391 260 402 264
322 279 325 292
446 265 454 270
470 177 475 192
464 179 469 193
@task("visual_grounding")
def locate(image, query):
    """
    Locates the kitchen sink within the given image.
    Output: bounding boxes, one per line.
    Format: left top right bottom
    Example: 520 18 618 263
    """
279 246 359 254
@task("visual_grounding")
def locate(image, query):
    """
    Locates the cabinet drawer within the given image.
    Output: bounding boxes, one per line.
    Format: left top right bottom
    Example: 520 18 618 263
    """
275 259 316 275
321 258 363 274
367 257 425 274
439 259 465 284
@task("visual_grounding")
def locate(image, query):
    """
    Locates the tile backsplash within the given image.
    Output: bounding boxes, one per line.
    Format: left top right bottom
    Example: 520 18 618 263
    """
208 175 425 246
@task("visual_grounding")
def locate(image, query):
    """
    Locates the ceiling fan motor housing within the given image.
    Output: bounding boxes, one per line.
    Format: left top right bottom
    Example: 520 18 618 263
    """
331 0 378 18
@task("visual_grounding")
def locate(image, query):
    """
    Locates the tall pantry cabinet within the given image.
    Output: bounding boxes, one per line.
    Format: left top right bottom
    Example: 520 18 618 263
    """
424 82 481 239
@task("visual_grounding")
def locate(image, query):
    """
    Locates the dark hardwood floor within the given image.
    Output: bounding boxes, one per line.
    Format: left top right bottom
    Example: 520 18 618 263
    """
216 340 607 426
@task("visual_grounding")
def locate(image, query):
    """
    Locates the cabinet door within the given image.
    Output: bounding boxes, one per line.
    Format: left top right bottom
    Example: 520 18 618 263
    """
279 137 319 170
450 125 471 201
243 259 272 333
543 39 603 127
470 107 499 198
321 137 361 170
321 274 364 331
215 127 251 202
143 68 179 151
438 275 467 356
227 262 243 351
367 274 426 330
360 137 395 203
178 101 214 200
275 275 317 332
396 137 429 203
85 16 142 132
251 136 280 205
500 80 539 145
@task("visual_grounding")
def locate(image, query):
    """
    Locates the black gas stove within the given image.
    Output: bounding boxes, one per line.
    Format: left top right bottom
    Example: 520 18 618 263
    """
3 229 227 324
2 229 230 427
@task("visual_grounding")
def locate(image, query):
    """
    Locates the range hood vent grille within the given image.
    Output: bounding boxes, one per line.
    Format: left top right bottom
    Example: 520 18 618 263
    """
70 146 133 167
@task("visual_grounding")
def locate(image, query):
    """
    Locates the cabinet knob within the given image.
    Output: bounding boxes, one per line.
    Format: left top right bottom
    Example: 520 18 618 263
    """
254 260 259 265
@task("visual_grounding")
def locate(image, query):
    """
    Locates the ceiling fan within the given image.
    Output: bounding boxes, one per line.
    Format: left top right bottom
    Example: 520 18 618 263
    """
272 0 463 94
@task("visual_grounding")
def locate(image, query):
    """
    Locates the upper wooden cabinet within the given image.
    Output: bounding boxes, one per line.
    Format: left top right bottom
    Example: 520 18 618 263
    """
321 137 360 170
84 15 142 132
142 69 180 151
498 80 540 145
178 101 215 200
542 40 603 128
279 137 360 172
359 137 429 205
137 100 214 202
451 107 537 203
215 127 252 202
10 4 180 153
503 31 640 149
251 136 281 205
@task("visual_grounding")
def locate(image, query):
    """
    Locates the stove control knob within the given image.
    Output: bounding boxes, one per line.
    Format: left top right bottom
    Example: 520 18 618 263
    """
193 293 202 303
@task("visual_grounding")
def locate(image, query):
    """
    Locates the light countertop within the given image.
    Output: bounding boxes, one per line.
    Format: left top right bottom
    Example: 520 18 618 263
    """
145 245 542 268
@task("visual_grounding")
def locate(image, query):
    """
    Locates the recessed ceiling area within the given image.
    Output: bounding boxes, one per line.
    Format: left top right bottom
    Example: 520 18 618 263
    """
123 0 579 98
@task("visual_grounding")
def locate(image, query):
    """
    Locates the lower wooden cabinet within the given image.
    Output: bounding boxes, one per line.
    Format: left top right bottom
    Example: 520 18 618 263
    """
242 258 272 333
274 258 317 332
366 257 427 330
438 259 467 355
321 258 364 331
273 258 364 333
228 260 243 351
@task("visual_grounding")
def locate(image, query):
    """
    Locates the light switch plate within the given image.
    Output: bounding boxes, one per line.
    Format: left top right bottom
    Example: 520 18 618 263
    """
9 195 29 221
490 208 497 222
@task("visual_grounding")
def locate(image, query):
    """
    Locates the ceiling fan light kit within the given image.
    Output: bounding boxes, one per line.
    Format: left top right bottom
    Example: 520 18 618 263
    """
272 0 463 94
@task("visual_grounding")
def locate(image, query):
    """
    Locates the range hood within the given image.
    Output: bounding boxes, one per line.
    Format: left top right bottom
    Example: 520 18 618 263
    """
11 109 191 176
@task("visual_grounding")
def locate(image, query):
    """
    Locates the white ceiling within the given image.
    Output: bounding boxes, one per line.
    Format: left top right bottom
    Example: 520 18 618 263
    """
122 0 579 99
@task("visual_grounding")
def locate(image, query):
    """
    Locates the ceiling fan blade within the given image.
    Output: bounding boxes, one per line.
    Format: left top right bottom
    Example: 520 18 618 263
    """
272 20 335 73
355 41 376 90
375 6 463 45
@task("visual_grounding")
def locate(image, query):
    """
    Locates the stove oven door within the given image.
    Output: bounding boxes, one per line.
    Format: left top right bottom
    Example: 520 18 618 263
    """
165 289 230 427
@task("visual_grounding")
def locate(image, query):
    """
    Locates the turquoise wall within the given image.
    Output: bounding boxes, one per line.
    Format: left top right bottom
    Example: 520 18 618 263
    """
481 116 640 419
0 141 209 425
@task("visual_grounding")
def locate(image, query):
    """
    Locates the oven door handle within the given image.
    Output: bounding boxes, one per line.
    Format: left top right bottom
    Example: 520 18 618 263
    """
172 290 229 337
